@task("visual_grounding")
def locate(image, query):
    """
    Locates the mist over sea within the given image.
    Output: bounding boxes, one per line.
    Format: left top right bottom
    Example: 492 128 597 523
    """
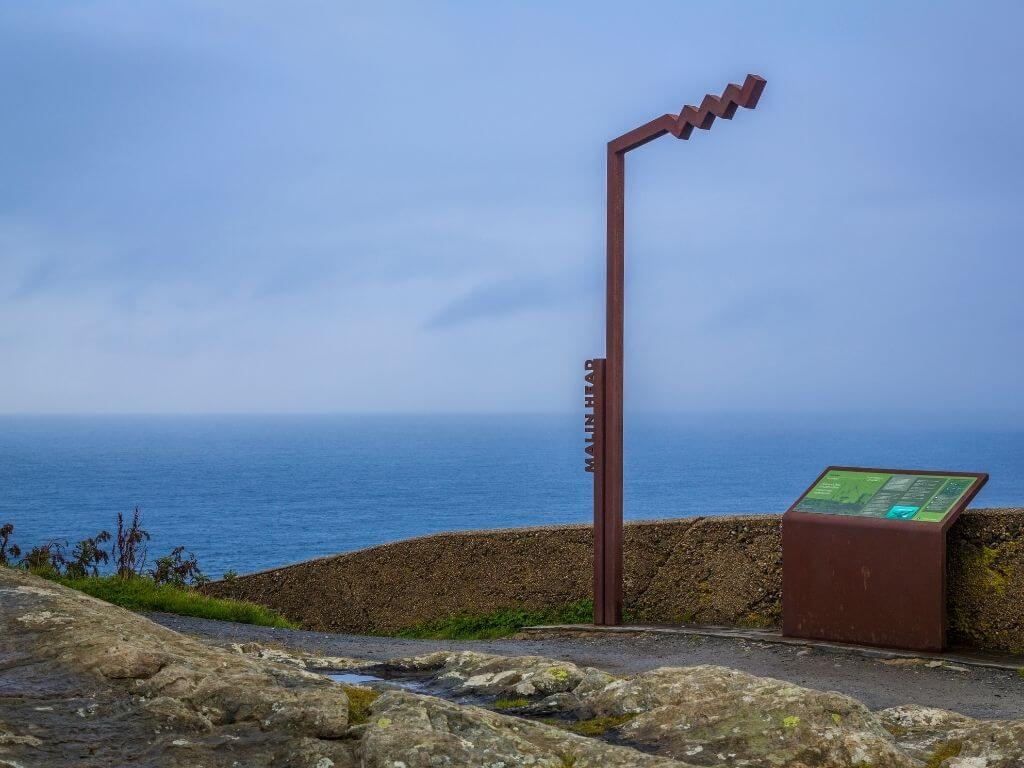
2 414 1021 577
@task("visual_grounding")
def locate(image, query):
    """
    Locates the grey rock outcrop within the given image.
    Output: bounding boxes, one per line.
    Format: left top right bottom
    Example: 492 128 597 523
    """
5 567 1024 768
377 649 614 699
1 567 356 767
357 690 694 767
581 665 913 767
880 705 1024 767
369 650 1024 768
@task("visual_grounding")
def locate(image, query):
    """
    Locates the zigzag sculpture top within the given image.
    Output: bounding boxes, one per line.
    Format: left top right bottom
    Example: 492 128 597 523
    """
610 74 766 154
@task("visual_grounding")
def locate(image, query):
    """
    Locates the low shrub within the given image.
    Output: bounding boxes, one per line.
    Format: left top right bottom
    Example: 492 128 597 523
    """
0 523 21 565
152 546 207 587
114 507 151 578
19 539 67 574
66 531 112 578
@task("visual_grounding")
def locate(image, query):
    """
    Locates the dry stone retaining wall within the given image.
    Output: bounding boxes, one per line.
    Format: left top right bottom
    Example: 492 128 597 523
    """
203 508 1024 653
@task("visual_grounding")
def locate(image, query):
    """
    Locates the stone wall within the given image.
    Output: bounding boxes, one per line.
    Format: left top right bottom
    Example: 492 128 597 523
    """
203 508 1024 653
947 509 1024 652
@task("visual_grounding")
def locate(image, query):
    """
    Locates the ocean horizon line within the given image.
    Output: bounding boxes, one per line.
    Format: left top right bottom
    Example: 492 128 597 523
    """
2 409 1023 422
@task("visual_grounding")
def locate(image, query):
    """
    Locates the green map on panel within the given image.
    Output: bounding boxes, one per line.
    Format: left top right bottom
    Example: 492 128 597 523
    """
794 469 975 523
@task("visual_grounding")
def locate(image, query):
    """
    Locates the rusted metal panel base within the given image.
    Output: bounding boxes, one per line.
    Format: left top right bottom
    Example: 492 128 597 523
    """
783 512 948 651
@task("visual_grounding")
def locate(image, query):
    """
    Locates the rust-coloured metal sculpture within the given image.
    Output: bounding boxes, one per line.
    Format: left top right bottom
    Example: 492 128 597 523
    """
589 74 766 626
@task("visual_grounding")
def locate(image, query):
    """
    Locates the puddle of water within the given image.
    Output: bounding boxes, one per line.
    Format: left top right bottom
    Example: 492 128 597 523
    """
325 670 493 706
327 672 384 685
325 671 434 695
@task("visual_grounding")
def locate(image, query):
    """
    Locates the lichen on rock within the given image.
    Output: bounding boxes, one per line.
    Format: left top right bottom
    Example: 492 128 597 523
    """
576 664 915 767
376 649 614 699
880 705 1024 767
357 689 689 767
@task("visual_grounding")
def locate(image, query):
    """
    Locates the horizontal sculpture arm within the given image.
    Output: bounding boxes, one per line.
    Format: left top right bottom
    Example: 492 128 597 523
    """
609 74 766 154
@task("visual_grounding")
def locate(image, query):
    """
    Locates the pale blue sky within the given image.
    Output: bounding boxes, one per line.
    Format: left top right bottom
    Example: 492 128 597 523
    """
2 2 1022 416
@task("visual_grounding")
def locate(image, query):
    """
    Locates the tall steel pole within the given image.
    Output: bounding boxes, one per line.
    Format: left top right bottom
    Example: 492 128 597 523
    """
592 74 766 626
603 148 625 625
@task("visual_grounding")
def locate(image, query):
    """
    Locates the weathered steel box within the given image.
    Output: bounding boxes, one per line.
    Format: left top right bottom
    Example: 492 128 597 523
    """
783 467 987 652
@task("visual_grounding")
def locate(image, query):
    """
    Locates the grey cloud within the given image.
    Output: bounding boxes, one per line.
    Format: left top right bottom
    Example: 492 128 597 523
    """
702 290 818 335
425 272 596 329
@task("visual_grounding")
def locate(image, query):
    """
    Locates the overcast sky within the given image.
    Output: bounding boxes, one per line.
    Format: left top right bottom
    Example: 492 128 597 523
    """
2 1 1022 417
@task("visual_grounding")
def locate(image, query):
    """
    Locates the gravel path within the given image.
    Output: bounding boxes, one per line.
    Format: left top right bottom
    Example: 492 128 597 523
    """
147 613 1024 720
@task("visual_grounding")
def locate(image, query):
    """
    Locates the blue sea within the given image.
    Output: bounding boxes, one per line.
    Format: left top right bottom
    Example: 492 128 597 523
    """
1 414 1021 578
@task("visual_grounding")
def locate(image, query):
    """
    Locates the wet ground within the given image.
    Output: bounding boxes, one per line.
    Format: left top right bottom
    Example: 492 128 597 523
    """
148 613 1024 720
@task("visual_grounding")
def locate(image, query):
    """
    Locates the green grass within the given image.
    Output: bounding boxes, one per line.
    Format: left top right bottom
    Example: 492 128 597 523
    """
393 599 599 640
494 697 531 710
544 713 637 737
924 740 962 768
43 573 298 628
341 685 381 725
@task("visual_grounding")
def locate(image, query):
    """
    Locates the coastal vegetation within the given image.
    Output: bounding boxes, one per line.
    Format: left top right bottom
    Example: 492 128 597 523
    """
393 599 613 639
0 513 295 629
54 574 296 627
493 697 530 710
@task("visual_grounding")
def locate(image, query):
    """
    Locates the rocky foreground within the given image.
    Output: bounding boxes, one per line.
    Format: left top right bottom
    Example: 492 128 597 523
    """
2 568 1022 767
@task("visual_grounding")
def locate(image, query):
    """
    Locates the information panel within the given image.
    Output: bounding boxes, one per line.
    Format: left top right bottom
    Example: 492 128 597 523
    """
784 466 987 650
792 468 978 524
